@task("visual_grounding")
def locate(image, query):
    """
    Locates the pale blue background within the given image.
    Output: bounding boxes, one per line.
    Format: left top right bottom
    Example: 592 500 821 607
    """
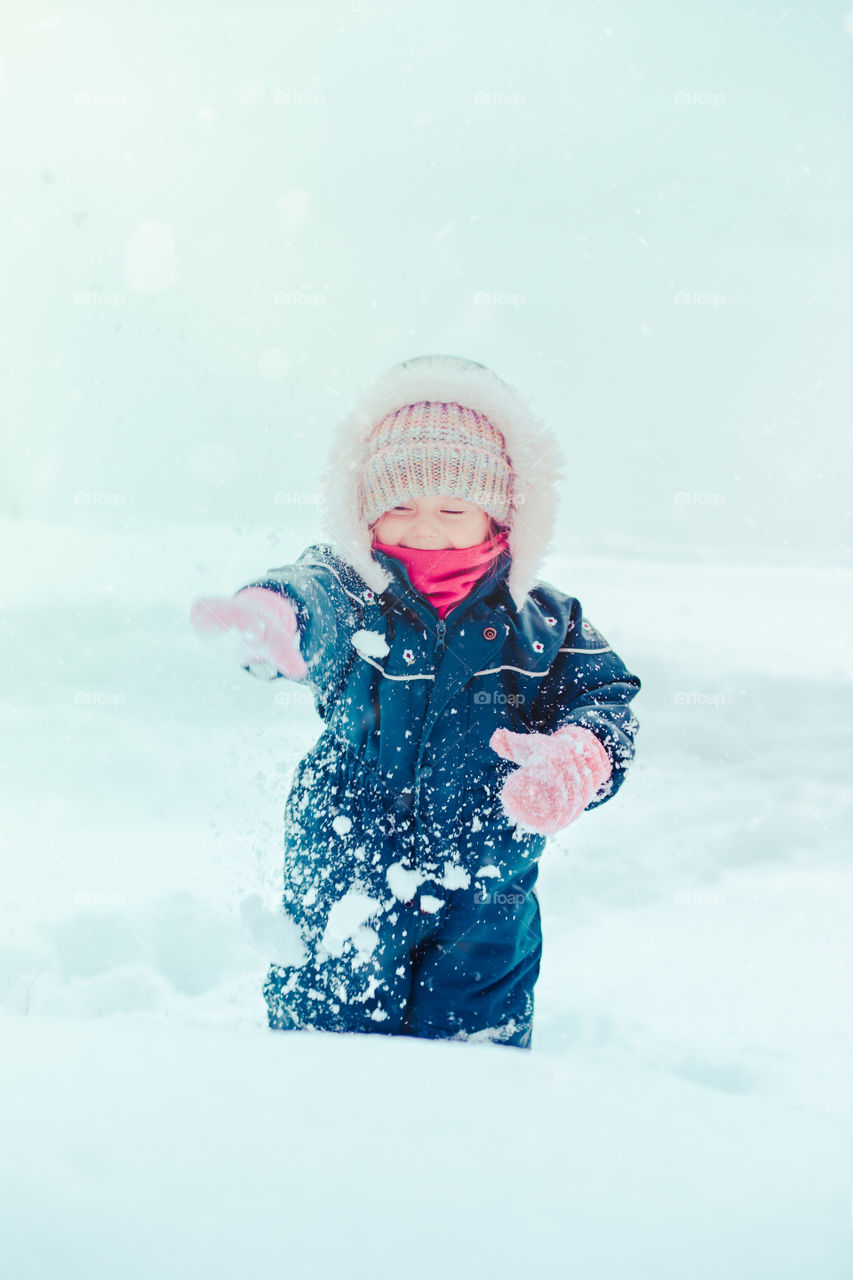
2 0 851 563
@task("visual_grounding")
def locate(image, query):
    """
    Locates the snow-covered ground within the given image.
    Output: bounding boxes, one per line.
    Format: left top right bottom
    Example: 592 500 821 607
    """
3 2 853 1270
2 521 851 1278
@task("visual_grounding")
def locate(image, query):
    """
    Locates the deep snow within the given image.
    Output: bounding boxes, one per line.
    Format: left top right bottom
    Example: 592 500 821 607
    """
3 3 852 1268
1 520 851 1277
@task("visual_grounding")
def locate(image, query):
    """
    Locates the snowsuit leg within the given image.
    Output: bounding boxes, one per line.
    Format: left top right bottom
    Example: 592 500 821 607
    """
398 864 542 1049
263 870 542 1048
263 739 445 1035
263 900 427 1037
262 735 544 1049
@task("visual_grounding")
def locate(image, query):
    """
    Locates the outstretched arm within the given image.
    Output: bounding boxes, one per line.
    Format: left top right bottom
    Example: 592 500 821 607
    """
231 544 364 694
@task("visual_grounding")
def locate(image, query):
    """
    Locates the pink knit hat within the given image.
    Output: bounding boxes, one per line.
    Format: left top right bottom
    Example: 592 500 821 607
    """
359 400 513 528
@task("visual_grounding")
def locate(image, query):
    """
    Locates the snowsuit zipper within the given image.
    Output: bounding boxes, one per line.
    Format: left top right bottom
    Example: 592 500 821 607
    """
411 618 446 823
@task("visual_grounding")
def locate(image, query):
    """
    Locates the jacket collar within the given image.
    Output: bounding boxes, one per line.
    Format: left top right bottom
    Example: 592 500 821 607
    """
371 544 515 630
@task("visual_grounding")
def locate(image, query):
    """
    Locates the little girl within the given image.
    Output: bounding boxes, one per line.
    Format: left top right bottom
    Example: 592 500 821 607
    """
190 354 641 1049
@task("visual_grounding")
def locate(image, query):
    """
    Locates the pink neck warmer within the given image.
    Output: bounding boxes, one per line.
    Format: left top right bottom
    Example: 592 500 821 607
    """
372 531 510 618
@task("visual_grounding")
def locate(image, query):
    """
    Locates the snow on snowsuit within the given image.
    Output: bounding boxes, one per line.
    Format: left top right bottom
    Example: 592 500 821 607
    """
240 539 641 1048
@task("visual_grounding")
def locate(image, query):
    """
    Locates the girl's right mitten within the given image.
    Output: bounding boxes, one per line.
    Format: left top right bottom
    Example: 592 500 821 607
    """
189 587 308 679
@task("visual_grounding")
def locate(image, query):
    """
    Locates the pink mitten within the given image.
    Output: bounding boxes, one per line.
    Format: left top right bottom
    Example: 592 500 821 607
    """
489 725 613 836
189 587 308 679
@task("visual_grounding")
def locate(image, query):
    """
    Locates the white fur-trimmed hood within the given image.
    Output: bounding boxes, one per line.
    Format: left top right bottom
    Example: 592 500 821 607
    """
316 354 565 611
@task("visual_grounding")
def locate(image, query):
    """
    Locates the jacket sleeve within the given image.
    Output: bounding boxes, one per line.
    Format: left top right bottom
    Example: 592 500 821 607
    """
234 543 364 699
530 600 641 811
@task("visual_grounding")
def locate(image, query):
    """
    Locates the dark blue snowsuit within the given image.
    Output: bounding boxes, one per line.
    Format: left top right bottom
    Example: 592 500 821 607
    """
241 540 641 1048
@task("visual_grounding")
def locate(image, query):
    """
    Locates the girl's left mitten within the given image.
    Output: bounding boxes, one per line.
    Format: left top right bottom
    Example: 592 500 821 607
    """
489 725 612 835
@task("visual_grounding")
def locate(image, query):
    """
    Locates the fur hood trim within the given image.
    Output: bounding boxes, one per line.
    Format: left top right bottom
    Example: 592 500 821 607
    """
316 354 564 611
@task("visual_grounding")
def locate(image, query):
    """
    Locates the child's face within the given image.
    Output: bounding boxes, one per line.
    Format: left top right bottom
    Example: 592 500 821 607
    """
371 494 491 549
